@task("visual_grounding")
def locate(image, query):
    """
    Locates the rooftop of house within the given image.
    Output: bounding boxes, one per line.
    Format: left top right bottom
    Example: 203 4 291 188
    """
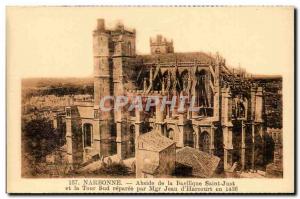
137 130 175 152
176 146 220 178
137 52 215 64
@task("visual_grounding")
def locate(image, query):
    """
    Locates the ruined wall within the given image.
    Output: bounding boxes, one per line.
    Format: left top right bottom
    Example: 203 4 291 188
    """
65 106 84 166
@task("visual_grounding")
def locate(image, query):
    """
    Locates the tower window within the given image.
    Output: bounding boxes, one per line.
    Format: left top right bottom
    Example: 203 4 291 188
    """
155 48 161 54
128 42 132 56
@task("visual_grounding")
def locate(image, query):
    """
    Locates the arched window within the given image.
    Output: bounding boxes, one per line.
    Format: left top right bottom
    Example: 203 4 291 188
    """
129 125 135 155
166 129 174 140
195 69 211 117
83 123 93 147
199 131 210 153
162 71 169 92
180 70 189 92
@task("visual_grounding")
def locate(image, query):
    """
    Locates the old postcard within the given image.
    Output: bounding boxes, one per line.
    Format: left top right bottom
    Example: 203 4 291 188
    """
6 6 294 194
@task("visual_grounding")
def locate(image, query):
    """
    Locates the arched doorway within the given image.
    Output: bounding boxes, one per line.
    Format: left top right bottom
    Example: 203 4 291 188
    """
83 123 93 148
199 131 210 153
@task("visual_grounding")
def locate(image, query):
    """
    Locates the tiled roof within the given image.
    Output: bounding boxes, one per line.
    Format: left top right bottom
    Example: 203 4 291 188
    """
138 131 175 152
137 52 215 64
176 146 220 178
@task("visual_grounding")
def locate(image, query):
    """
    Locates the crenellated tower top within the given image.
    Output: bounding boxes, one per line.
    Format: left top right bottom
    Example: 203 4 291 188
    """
150 35 174 55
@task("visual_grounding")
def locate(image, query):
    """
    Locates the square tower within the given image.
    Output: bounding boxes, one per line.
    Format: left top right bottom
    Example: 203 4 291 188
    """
150 35 174 55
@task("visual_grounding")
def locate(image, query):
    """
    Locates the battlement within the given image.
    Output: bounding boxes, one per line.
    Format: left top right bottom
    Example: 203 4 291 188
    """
94 18 135 36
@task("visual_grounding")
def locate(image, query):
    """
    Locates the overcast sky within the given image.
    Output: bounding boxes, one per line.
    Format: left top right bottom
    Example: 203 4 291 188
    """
7 7 293 77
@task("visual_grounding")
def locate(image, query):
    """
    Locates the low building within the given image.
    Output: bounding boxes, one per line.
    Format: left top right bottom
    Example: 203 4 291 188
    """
175 146 220 178
136 131 176 178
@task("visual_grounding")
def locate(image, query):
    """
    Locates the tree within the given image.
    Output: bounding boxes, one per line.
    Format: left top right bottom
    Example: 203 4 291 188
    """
23 118 58 162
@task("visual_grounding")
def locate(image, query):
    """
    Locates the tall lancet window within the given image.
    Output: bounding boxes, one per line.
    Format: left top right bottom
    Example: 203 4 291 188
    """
83 123 93 147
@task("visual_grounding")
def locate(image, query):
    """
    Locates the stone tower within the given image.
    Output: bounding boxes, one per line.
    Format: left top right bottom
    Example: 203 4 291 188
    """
92 19 137 158
111 22 136 159
93 19 112 107
93 19 114 156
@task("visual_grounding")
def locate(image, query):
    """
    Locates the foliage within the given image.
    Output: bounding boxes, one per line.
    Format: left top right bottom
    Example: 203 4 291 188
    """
23 118 60 162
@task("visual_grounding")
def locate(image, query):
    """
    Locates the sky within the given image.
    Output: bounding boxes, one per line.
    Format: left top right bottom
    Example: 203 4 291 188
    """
7 7 294 77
